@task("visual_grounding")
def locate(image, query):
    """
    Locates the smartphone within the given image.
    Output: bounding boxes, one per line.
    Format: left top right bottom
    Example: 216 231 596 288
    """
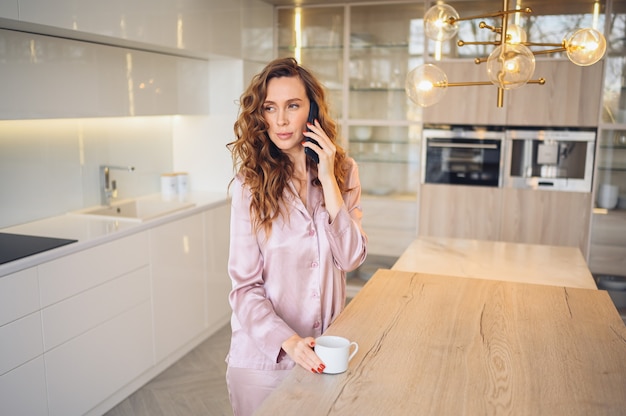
304 100 320 164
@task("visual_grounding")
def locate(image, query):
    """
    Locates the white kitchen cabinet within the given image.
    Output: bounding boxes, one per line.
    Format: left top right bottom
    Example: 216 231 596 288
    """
151 212 206 362
44 301 153 416
0 1 18 19
38 231 149 307
0 267 39 326
0 201 231 416
0 312 43 376
0 29 209 120
37 231 151 416
204 203 232 330
0 267 46 415
0 357 47 416
16 0 211 54
41 266 151 350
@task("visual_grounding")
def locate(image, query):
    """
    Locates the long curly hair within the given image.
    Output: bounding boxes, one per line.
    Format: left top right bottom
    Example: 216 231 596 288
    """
228 57 351 236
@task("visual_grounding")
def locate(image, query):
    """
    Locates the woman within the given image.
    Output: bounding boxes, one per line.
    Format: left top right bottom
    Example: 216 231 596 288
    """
225 57 368 415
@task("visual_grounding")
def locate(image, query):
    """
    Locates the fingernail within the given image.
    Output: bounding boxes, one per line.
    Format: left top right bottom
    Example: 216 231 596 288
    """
320 364 325 369
317 366 324 373
311 368 317 374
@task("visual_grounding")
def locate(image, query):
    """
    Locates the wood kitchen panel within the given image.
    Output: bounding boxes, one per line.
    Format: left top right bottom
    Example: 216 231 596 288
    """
422 60 507 126
506 59 604 127
418 184 502 240
500 188 591 256
257 270 626 415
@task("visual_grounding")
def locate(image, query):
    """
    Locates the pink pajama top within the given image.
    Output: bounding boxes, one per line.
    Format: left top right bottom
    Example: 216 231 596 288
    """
226 158 367 371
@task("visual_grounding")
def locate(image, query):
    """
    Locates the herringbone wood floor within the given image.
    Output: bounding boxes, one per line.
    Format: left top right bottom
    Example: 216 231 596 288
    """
105 324 233 416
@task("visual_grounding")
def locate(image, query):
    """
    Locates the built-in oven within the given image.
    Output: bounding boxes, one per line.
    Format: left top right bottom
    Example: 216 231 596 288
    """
423 126 505 187
503 128 595 192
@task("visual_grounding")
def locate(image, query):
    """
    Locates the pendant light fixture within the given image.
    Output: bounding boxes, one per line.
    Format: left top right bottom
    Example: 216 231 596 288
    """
406 0 607 108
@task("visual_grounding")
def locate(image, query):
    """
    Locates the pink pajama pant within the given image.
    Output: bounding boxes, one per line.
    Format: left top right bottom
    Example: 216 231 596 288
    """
226 366 292 416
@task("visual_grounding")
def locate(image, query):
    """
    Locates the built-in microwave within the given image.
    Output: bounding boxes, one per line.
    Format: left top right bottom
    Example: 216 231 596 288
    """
503 128 595 192
423 126 505 187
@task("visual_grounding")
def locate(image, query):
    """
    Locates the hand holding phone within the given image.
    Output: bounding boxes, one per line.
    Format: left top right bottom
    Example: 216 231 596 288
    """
304 101 320 164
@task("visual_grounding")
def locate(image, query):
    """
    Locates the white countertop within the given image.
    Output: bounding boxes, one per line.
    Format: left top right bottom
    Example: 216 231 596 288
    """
0 192 229 277
392 236 597 290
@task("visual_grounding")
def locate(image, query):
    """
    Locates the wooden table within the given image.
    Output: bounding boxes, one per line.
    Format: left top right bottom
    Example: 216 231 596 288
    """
392 237 597 290
256 270 626 415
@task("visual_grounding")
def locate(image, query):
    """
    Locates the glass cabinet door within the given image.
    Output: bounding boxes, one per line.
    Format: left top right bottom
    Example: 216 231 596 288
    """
589 7 626 279
349 3 423 122
276 7 344 119
348 3 424 197
276 3 425 198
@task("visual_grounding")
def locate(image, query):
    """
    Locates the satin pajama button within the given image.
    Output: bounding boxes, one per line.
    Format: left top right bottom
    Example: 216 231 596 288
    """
313 321 320 328
309 229 315 236
311 262 318 268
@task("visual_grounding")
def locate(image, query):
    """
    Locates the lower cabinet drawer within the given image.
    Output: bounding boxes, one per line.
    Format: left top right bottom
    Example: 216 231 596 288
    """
0 312 43 375
41 266 150 350
0 356 48 416
44 301 153 416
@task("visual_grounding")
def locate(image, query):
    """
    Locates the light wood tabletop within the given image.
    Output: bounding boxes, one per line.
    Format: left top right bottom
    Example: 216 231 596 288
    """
392 237 597 290
256 269 626 415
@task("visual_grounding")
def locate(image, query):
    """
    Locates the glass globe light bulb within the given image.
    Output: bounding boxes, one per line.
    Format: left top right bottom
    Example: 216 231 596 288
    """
486 43 535 90
424 4 460 42
405 64 448 107
506 24 527 44
565 28 607 66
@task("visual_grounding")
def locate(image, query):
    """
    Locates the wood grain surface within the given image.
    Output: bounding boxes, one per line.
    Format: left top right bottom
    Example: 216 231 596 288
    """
392 237 596 290
256 270 626 415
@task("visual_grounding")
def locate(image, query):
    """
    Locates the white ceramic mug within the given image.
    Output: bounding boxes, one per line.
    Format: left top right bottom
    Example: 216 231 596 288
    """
315 335 359 374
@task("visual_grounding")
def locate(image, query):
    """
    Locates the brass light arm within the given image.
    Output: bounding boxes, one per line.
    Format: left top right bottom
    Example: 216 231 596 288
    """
531 48 567 56
522 42 565 47
458 40 501 47
479 21 500 33
447 7 532 24
437 78 545 88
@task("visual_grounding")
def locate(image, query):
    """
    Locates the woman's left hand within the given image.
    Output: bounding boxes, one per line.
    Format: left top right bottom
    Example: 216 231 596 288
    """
302 119 336 182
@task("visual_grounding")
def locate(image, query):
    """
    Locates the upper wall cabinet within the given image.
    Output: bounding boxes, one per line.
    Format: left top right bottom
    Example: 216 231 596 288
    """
422 59 603 127
15 0 212 54
506 59 604 127
0 1 18 19
0 29 209 119
422 60 507 126
1 0 274 59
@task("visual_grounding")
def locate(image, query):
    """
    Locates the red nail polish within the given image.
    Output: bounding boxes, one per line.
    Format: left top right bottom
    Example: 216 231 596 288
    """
320 364 325 369
311 368 318 374
317 366 324 373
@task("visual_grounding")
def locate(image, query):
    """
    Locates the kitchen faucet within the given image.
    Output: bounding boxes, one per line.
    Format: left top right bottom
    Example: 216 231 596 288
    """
100 165 135 206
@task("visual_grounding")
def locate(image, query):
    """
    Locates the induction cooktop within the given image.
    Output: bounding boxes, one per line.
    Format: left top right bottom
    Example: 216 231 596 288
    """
0 232 78 265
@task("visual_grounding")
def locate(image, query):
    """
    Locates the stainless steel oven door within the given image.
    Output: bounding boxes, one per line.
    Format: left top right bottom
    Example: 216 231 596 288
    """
423 128 505 187
503 129 595 192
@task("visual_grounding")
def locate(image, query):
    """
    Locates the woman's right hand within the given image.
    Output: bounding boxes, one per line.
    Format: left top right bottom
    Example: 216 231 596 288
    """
281 334 325 374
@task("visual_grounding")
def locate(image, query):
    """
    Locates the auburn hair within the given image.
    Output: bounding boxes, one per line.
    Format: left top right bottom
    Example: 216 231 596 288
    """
228 57 352 235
